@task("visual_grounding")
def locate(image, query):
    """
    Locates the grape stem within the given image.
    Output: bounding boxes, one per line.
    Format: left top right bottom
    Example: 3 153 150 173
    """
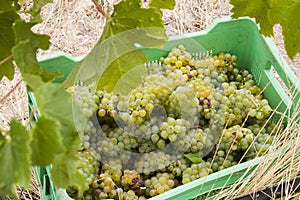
91 0 108 18
26 106 37 128
0 54 13 66
230 175 300 200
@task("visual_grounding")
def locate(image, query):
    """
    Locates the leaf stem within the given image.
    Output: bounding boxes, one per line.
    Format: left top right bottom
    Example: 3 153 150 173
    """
26 106 37 128
0 79 23 103
0 54 13 66
91 0 108 18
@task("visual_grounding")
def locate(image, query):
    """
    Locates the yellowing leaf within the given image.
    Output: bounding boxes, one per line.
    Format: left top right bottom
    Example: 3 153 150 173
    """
63 0 168 92
149 0 176 10
0 120 31 197
112 64 147 95
97 49 148 92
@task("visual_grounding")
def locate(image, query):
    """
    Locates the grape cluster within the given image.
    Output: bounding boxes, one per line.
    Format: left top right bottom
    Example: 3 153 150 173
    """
207 150 238 172
219 125 255 152
76 149 99 188
167 156 191 176
245 122 277 160
158 117 189 143
122 190 147 200
121 170 144 191
102 160 123 184
116 74 171 125
182 161 212 184
92 173 119 199
144 172 177 197
65 45 282 199
188 128 215 153
80 119 97 150
67 149 100 199
167 86 199 123
135 151 176 175
97 91 119 118
70 83 100 118
96 136 119 161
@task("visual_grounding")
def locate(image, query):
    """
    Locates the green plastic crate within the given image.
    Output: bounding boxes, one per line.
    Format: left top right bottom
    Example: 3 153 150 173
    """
30 17 300 200
32 166 58 200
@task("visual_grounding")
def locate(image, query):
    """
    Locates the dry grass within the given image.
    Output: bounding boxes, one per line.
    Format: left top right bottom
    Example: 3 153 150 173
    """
16 170 41 200
33 0 108 56
1 0 299 199
164 0 232 35
0 170 40 200
0 67 28 131
200 88 300 199
227 111 300 199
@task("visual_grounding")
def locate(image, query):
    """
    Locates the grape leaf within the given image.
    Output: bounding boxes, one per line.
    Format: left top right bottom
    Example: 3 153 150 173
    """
230 0 300 59
25 73 86 145
12 20 58 82
25 73 87 142
0 0 53 81
34 82 86 142
268 0 300 59
0 11 19 80
183 153 203 164
51 136 87 195
149 0 176 10
30 116 64 166
23 73 45 91
97 48 148 92
230 0 273 36
63 0 168 92
104 0 167 46
112 64 147 94
26 75 88 191
62 30 151 89
0 0 19 12
0 120 31 197
29 0 52 23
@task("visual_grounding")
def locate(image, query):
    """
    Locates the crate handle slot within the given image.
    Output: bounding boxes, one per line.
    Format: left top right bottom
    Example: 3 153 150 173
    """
264 38 300 121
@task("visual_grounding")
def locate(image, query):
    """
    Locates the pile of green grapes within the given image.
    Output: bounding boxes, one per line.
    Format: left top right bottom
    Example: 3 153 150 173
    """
67 45 282 199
